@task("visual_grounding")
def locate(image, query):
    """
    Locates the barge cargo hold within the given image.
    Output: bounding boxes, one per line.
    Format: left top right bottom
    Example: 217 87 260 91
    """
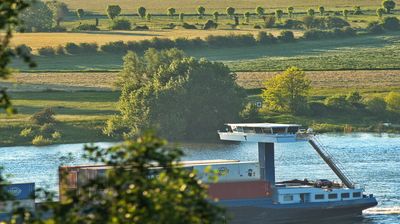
59 123 377 223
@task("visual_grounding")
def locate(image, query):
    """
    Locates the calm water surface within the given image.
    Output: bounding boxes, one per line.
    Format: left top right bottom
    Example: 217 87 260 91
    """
0 133 399 223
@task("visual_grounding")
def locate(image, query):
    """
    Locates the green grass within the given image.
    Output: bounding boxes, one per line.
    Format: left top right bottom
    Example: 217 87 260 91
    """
13 32 400 72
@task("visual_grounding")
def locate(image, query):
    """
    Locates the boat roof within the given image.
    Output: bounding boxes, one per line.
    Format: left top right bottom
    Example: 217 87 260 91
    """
226 123 301 128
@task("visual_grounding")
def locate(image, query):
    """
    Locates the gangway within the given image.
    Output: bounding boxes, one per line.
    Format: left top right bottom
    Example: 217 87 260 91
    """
309 136 355 189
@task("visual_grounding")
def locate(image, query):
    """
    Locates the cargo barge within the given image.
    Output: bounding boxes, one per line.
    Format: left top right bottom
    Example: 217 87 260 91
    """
58 123 377 223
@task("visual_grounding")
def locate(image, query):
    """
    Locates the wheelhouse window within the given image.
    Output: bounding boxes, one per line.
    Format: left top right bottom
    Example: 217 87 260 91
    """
287 127 299 134
261 128 272 134
328 194 338 199
315 194 325 200
341 193 350 199
283 194 293 201
353 192 361 198
272 127 286 134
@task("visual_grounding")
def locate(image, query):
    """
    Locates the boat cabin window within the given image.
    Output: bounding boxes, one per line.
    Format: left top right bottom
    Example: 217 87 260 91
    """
243 127 256 133
283 194 294 201
353 192 361 198
272 127 286 134
255 128 263 133
341 193 350 199
315 194 324 200
287 127 299 134
262 128 272 134
328 193 338 199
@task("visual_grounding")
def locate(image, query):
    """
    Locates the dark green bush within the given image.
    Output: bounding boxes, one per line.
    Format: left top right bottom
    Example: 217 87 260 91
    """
73 24 100 31
31 108 56 125
182 23 197 29
78 43 98 53
65 42 81 54
40 123 56 135
256 31 277 44
205 34 256 47
100 41 128 53
37 46 56 56
308 102 328 116
283 19 304 29
50 26 67 32
55 45 65 55
162 23 176 29
110 19 132 30
16 44 32 56
325 17 350 29
382 17 400 30
254 24 262 29
264 16 276 28
278 30 295 42
367 21 385 34
148 37 175 49
204 20 218 30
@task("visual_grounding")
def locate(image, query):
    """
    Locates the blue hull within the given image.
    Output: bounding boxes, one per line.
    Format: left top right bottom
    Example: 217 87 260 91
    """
219 198 378 224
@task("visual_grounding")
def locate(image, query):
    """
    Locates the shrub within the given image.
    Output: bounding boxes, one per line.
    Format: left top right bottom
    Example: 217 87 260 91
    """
283 19 304 29
110 19 132 30
20 127 34 138
204 20 218 30
79 43 98 53
278 30 295 42
55 45 65 55
339 27 357 36
325 17 350 29
133 25 149 30
162 23 176 29
73 24 100 31
256 31 277 44
40 123 56 135
264 16 276 28
182 23 197 29
174 37 204 49
308 102 328 116
240 103 259 122
366 97 387 114
65 42 81 54
324 95 349 111
37 47 56 56
353 6 363 15
16 44 33 56
367 21 385 34
382 16 400 30
31 108 56 125
254 24 262 29
100 41 128 54
303 29 330 40
205 34 256 47
148 38 175 50
52 131 62 140
385 92 400 112
32 135 52 146
302 16 326 29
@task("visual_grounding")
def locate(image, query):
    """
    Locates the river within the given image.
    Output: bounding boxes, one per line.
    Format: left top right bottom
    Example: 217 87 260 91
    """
0 133 399 223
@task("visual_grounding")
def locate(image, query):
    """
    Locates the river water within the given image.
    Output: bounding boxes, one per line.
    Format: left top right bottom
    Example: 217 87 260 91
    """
0 133 399 223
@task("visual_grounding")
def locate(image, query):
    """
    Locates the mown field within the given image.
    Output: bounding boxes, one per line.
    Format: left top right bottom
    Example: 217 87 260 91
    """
12 32 400 72
60 0 383 13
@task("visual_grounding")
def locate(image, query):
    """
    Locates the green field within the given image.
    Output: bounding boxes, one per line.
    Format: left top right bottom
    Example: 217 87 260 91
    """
13 32 400 72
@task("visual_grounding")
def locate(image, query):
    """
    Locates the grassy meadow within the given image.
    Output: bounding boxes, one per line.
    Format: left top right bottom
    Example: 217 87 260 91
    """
12 32 400 72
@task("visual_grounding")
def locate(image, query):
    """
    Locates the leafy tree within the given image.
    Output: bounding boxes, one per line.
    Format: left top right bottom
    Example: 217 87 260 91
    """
382 16 400 30
244 11 251 23
167 8 176 17
343 9 350 19
76 8 85 20
47 1 69 26
197 6 206 19
324 94 349 111
385 92 400 112
319 6 325 16
262 67 311 114
264 16 276 28
353 6 363 15
146 13 152 21
382 0 396 13
275 9 284 21
138 6 146 19
377 7 385 18
240 103 259 122
226 7 235 18
287 7 294 18
213 11 219 22
1 0 35 114
346 91 363 108
307 8 315 17
107 5 122 20
366 97 387 114
20 1 53 32
256 6 265 17
106 49 244 140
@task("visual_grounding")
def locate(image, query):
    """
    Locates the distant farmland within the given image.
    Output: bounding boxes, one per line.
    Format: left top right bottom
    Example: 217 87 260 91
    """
60 0 382 13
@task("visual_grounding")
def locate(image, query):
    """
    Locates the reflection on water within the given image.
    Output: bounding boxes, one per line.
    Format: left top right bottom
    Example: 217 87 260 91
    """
0 133 399 224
